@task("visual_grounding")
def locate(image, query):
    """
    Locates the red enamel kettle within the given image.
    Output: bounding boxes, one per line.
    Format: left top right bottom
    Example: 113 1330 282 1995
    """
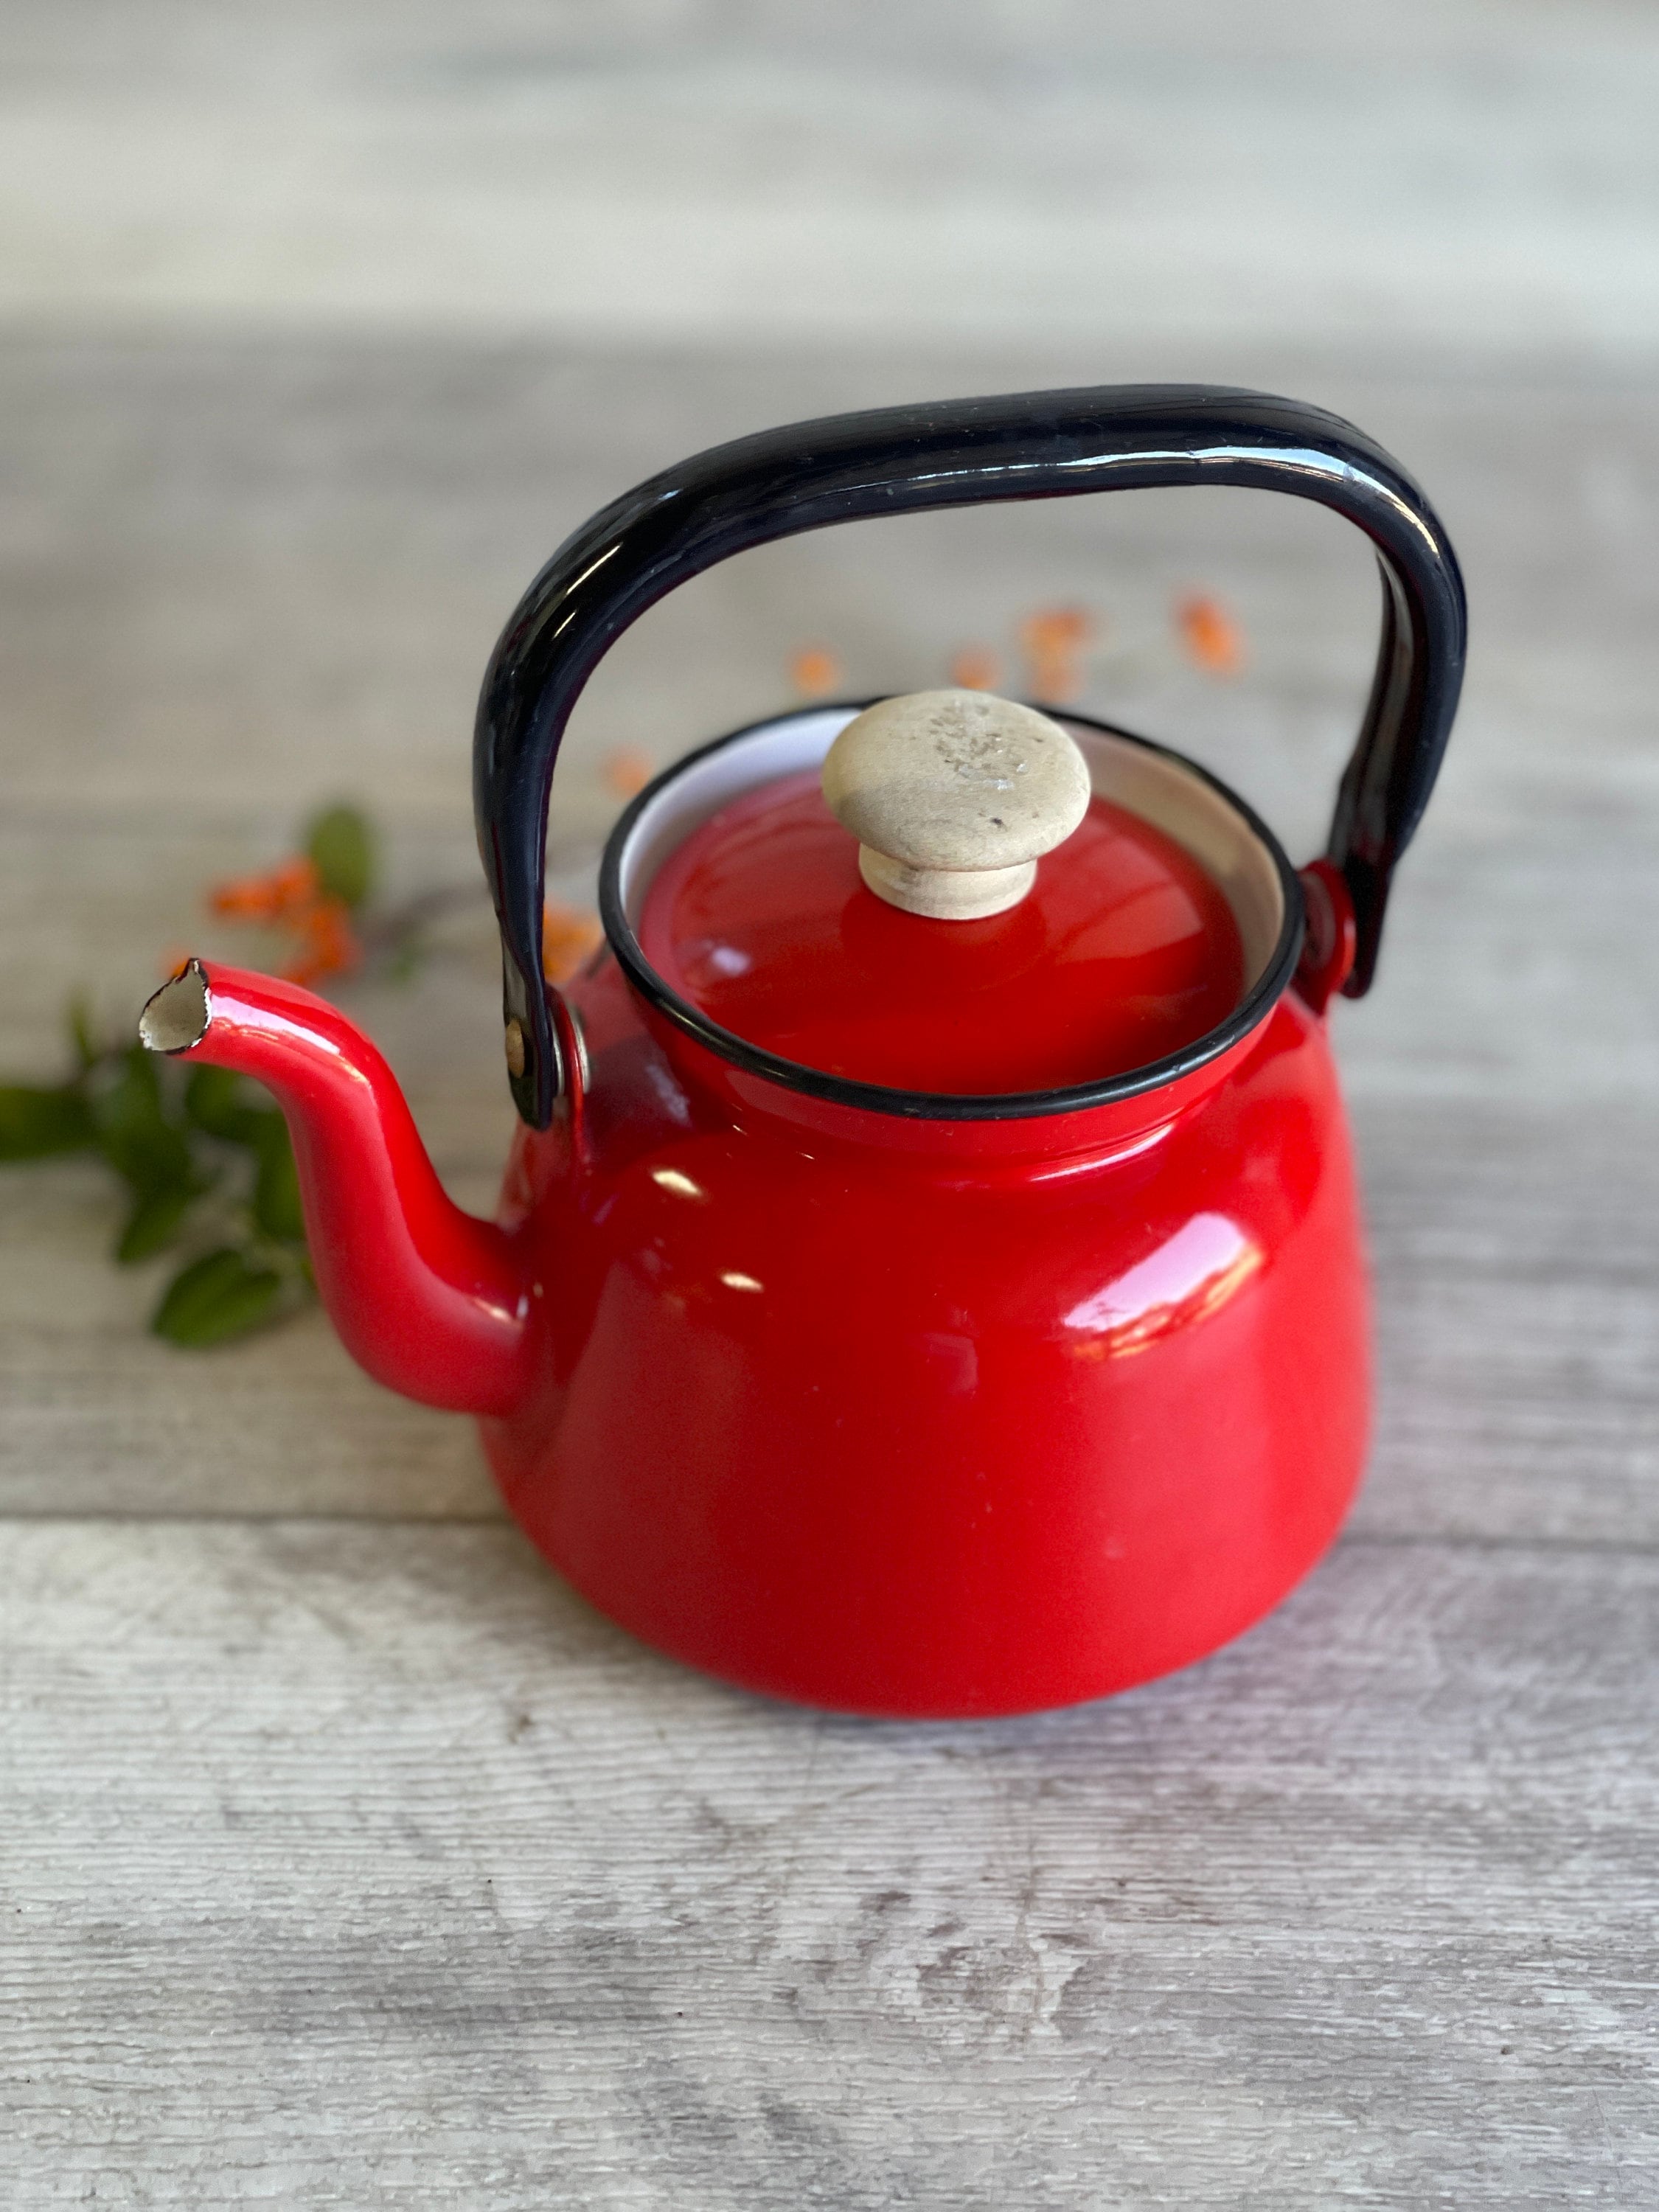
139 386 1465 1717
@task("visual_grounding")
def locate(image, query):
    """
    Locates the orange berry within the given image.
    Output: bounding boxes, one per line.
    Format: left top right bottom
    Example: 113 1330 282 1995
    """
1019 606 1092 651
542 901 604 986
1028 653 1082 703
1017 606 1095 703
1175 594 1245 676
788 645 842 699
600 746 655 799
282 896 361 986
948 646 1001 692
207 854 320 922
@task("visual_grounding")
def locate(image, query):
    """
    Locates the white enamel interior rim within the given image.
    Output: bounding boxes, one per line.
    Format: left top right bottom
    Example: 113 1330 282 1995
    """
614 707 1287 998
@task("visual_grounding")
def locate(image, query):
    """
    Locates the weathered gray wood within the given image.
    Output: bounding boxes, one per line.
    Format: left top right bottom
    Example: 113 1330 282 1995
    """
5 330 1659 2206
0 0 1655 356
6 2 1659 2199
4 340 1659 1537
1354 1101 1659 1546
4 1520 1657 2209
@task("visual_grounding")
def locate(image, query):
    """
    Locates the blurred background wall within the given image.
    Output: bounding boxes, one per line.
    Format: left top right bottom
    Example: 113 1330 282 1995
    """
6 0 1653 359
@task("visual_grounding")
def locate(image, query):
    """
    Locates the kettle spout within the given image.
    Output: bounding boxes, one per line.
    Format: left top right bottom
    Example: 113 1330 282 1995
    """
139 960 532 1416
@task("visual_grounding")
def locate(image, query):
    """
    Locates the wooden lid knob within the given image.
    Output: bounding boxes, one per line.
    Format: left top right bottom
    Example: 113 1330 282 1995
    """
821 689 1092 919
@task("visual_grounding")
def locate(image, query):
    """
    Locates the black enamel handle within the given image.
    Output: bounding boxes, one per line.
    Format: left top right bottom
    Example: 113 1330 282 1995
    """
476 383 1467 1126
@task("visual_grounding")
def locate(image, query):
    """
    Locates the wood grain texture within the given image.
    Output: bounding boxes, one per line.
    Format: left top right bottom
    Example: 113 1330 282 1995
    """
1357 1103 1659 1548
4 338 1658 1537
1 0 1655 355
4 1520 1657 2209
4 334 1659 2204
5 3 1659 2194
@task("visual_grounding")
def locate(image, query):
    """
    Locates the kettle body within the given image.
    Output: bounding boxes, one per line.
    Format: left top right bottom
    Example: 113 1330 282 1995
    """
141 385 1464 1718
487 717 1368 1717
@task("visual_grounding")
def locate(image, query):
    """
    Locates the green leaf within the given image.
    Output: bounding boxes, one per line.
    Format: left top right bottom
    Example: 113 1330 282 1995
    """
66 993 100 1072
94 1046 195 1197
152 1247 284 1347
116 1182 197 1264
0 1082 96 1159
305 804 375 908
184 1063 265 1145
251 1113 305 1242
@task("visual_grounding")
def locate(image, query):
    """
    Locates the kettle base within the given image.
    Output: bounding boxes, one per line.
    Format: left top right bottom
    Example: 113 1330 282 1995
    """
493 1477 1362 1721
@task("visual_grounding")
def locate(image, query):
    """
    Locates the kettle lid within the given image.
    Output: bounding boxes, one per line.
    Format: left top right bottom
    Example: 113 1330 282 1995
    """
634 692 1258 1100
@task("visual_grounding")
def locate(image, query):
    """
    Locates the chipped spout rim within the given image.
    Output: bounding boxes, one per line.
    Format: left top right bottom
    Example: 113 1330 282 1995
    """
139 959 212 1055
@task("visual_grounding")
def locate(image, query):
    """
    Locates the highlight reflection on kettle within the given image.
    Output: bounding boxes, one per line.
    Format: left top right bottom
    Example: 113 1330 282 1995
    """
140 386 1465 1718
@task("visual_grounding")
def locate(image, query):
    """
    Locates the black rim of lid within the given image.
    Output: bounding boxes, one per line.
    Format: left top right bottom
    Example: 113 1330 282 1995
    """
597 702 1306 1124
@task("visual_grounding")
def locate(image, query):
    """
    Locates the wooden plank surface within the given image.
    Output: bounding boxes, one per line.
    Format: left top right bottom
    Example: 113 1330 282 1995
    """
4 330 1659 2211
1 0 1655 356
4 338 1658 1542
5 1522 1658 2209
4 4 1659 2202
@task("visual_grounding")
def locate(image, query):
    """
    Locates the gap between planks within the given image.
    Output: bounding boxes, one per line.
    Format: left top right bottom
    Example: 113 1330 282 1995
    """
0 1512 1650 1562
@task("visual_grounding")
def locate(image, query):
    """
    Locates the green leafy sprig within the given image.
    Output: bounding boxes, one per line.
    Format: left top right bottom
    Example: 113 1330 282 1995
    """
0 802 397 1346
1 797 593 1351
0 1006 312 1346
305 801 376 911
